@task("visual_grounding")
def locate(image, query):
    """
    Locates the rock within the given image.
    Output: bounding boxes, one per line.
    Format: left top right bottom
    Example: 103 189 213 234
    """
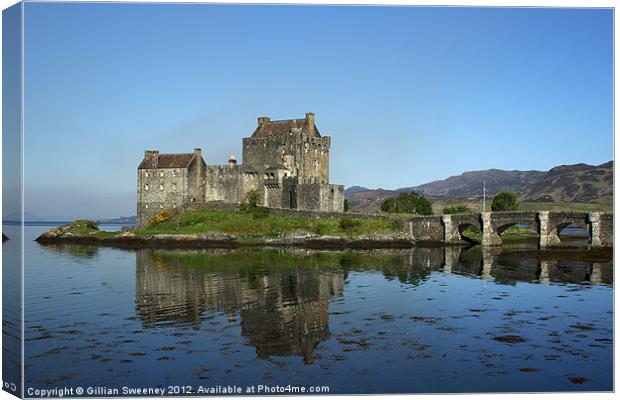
283 231 316 240
200 232 236 241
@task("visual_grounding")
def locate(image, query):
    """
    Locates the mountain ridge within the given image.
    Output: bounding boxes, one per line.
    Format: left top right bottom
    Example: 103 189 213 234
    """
345 161 613 213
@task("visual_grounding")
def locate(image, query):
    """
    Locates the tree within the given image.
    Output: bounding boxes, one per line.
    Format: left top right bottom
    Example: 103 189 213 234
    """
380 191 433 215
344 199 350 212
443 205 470 214
416 196 433 216
491 192 519 212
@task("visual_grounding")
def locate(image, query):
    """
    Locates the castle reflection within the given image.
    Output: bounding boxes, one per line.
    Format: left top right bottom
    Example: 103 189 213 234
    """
134 246 612 363
135 249 345 364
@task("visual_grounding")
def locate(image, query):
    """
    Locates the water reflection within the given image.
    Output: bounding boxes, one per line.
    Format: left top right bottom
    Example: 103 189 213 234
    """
135 250 345 363
134 246 612 364
40 243 101 261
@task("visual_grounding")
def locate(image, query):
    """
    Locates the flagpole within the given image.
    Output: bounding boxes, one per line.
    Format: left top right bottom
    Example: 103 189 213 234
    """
482 180 486 213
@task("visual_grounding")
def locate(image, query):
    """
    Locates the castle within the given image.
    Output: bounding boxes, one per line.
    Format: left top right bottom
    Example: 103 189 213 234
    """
137 113 345 226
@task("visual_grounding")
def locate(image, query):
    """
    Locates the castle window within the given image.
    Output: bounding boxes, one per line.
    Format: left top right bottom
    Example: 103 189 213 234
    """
172 170 176 177
145 204 149 209
191 198 196 203
172 183 176 190
144 171 149 178
172 204 177 209
159 203 164 209
160 171 164 177
159 184 164 190
144 184 149 191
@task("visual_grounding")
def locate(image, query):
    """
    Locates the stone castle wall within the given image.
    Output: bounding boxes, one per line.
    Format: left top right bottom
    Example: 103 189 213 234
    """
137 167 190 226
137 115 344 226
204 165 243 203
242 135 330 182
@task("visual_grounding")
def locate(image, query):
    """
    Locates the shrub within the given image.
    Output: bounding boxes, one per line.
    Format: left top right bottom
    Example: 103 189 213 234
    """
148 210 170 226
443 205 470 214
380 191 433 215
415 196 433 216
339 217 361 231
240 189 260 212
380 197 396 213
491 192 519 212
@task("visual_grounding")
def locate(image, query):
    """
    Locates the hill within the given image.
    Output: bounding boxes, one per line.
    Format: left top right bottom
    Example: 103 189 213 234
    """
346 161 613 213
521 161 613 203
402 169 546 198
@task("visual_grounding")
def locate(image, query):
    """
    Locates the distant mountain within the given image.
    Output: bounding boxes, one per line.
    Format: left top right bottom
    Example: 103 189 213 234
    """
346 189 400 214
3 212 50 222
346 161 613 213
344 186 370 196
402 169 547 198
521 161 613 203
98 216 137 224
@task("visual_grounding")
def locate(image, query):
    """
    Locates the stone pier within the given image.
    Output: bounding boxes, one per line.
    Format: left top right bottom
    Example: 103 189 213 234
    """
481 212 502 246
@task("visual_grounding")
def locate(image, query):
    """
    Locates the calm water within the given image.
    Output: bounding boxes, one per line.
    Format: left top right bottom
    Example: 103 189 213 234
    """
6 225 614 394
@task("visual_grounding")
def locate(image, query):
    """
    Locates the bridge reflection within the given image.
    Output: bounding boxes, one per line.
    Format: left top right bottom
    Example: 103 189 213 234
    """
134 247 613 362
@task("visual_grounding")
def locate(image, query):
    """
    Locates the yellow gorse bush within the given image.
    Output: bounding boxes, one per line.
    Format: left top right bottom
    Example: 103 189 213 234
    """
148 210 170 226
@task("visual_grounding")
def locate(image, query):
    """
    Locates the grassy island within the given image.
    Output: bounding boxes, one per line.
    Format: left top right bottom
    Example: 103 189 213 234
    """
134 208 401 239
36 208 413 249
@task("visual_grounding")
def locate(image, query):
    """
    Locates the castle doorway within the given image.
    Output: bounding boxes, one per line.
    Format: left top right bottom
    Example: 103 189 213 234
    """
290 188 297 209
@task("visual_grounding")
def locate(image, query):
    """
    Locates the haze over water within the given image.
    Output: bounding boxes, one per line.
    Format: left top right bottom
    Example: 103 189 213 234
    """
8 225 613 394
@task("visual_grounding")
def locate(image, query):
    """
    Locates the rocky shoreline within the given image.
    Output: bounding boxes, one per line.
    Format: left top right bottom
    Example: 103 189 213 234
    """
35 229 417 250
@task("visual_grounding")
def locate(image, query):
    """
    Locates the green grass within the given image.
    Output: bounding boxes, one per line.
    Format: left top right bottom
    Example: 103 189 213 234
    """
500 225 539 240
133 208 400 239
519 199 612 213
57 220 119 239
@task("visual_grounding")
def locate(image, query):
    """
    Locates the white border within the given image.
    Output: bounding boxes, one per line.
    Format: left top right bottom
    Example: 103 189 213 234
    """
0 1 615 400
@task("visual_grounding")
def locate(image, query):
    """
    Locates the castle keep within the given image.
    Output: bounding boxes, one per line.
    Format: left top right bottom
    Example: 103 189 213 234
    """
137 113 345 226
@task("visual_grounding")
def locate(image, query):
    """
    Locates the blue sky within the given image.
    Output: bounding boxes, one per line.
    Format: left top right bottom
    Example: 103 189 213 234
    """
19 3 613 219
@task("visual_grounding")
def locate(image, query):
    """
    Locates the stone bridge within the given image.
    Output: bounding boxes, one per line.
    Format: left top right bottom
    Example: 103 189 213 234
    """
404 211 613 247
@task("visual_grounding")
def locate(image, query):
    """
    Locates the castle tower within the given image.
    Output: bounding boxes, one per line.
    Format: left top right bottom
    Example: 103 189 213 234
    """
242 112 330 182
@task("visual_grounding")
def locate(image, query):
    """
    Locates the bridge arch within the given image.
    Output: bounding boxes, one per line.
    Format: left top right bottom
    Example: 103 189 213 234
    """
482 211 539 246
442 214 482 244
457 223 481 244
539 211 594 247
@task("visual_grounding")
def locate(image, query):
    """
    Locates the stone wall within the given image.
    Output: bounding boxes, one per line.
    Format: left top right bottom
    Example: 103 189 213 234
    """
204 165 244 203
137 167 190 226
187 157 206 203
242 134 331 182
407 216 444 241
598 213 614 247
321 184 345 213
